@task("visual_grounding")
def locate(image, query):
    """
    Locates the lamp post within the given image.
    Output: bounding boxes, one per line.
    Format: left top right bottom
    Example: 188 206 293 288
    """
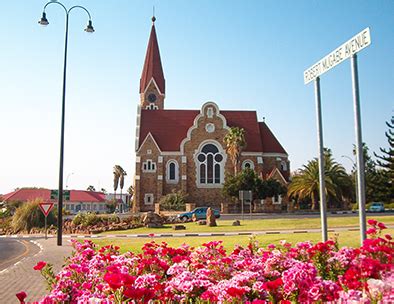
341 155 358 205
39 1 94 246
66 172 74 189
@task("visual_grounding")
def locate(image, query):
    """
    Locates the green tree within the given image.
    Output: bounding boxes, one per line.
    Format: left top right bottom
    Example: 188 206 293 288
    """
113 165 127 211
374 115 394 202
222 168 286 204
159 190 188 211
86 185 96 192
288 149 351 210
224 127 246 175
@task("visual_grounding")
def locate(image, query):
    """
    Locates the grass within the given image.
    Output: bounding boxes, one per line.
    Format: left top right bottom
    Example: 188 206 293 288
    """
100 215 394 235
92 228 394 254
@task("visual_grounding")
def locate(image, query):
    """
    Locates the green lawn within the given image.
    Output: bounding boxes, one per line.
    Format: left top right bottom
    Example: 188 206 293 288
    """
100 215 394 235
93 228 394 254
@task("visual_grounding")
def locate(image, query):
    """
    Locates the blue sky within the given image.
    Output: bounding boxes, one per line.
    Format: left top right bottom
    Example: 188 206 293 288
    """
0 0 393 194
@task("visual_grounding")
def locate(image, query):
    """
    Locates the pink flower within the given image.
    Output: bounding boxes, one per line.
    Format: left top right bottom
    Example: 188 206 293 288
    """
15 291 27 303
377 222 387 230
33 261 47 271
367 228 377 235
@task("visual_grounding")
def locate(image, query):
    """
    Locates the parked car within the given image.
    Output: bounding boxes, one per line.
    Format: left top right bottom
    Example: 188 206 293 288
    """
369 202 385 212
177 207 220 221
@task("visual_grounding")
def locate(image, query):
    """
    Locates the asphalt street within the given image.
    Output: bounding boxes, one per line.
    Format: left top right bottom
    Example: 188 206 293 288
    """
0 238 39 271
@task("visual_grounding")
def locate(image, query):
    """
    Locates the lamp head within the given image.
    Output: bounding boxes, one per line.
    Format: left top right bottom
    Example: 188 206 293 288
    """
38 12 49 26
84 20 95 33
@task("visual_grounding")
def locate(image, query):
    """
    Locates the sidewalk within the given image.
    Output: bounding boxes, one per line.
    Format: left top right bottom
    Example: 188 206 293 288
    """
0 237 73 303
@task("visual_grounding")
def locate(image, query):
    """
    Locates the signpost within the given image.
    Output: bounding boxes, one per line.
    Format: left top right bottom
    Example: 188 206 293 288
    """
304 27 371 244
39 202 54 240
239 190 252 220
50 189 70 245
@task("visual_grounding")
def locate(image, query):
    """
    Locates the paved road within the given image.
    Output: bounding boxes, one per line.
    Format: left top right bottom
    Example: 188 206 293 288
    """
0 237 73 303
0 238 39 271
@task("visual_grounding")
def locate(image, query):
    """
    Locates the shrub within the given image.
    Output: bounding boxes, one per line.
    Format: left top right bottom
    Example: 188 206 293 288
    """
72 212 99 227
159 190 187 211
11 199 56 233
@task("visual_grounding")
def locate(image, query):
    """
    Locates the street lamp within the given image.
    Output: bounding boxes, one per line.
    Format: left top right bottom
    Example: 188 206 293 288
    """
39 1 94 246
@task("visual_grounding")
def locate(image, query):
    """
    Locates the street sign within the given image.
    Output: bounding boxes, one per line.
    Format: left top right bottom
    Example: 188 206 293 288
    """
304 27 371 84
239 190 252 201
50 190 58 200
39 202 54 217
63 190 70 201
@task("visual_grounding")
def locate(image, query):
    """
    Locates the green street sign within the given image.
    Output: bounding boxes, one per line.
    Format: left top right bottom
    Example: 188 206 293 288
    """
63 190 70 201
50 190 58 200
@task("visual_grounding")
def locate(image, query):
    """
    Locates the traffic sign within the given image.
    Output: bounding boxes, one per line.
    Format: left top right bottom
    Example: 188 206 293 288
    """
39 202 54 217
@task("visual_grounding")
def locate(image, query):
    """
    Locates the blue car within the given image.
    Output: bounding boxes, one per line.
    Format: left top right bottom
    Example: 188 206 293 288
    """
178 207 220 221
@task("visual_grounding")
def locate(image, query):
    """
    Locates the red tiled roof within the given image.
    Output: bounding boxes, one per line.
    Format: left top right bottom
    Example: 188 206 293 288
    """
259 122 287 154
140 24 165 94
2 189 106 203
139 109 287 154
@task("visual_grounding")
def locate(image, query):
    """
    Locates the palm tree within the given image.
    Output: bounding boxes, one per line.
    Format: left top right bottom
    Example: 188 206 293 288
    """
288 150 351 210
113 166 120 202
127 185 134 210
224 127 246 175
86 185 96 192
113 165 127 212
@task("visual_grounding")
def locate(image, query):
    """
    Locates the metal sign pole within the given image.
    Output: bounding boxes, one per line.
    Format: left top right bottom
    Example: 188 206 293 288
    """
45 215 48 240
241 199 244 221
351 53 367 244
314 77 328 242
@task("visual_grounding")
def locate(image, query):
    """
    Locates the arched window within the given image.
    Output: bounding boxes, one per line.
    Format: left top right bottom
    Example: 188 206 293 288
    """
166 160 179 183
280 161 288 171
242 160 255 170
195 143 225 187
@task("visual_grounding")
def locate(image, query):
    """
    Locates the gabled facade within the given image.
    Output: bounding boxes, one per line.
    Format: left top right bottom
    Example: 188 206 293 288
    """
134 18 290 213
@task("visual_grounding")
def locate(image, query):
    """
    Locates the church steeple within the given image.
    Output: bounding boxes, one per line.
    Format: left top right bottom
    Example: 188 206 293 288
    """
140 16 165 110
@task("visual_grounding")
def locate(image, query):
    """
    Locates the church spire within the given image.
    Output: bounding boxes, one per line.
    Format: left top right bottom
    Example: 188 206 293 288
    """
140 16 165 95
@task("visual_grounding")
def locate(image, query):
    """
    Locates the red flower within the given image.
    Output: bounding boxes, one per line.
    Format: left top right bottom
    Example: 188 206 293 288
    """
377 222 387 230
33 261 47 271
15 291 27 303
366 228 377 235
367 219 378 226
104 272 123 290
227 287 245 298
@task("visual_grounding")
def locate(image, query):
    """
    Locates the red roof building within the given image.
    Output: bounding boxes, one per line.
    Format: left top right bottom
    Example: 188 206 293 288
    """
134 17 290 213
2 188 108 214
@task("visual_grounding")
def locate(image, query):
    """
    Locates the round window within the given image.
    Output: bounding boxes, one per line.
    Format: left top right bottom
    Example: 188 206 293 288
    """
214 154 223 162
198 154 206 162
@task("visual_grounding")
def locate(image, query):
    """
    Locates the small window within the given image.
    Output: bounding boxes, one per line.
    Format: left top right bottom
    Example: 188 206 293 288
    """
272 195 282 205
166 160 179 183
70 204 74 210
207 107 214 118
144 193 154 205
281 161 288 171
242 160 255 170
142 160 156 173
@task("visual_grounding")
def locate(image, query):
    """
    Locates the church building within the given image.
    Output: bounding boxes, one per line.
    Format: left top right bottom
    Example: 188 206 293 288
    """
134 17 290 213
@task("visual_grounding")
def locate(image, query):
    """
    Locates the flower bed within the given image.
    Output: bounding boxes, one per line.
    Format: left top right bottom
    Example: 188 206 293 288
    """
19 220 393 303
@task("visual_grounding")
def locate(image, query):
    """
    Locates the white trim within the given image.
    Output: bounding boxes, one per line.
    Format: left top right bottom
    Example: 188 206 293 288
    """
136 156 141 163
205 123 215 133
157 175 163 180
135 105 142 152
147 149 152 155
158 156 163 163
262 153 288 158
166 160 179 184
142 78 164 96
241 152 264 156
242 159 255 170
182 175 187 180
136 132 162 154
135 175 140 180
194 140 227 188
161 151 182 155
144 193 154 205
181 156 187 163
272 195 282 205
257 157 263 164
180 101 229 154
268 167 288 184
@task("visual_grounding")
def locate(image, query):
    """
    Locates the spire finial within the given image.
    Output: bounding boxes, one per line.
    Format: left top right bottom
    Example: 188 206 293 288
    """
152 6 156 23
